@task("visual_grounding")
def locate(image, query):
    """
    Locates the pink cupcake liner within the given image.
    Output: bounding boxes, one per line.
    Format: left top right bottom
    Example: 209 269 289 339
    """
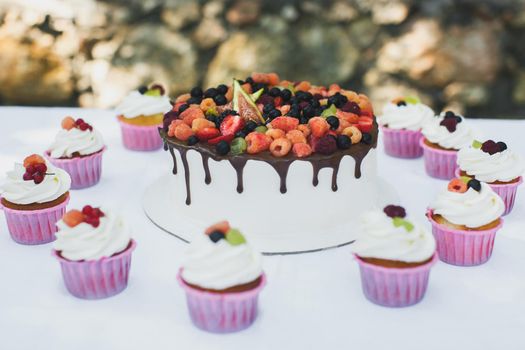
426 210 503 266
0 195 69 245
381 126 423 158
177 271 266 333
454 169 522 216
118 120 163 151
354 253 437 307
45 148 105 190
52 240 136 299
420 137 457 179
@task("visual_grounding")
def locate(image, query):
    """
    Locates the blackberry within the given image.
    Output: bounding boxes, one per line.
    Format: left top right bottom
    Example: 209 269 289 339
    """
263 103 275 114
281 89 292 101
269 87 281 97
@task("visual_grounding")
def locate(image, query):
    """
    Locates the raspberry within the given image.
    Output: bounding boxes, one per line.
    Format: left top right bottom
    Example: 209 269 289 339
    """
448 178 468 193
180 106 205 126
292 142 312 158
440 118 457 132
266 128 286 140
312 135 337 155
34 163 47 174
22 172 33 181
174 124 194 141
269 138 292 157
297 124 311 138
308 117 330 138
383 205 406 218
82 205 94 216
33 173 44 184
199 98 216 112
167 120 185 137
286 130 306 144
84 216 100 228
246 132 272 154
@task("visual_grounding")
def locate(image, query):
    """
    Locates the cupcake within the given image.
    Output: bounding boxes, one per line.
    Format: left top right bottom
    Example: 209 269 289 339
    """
457 139 524 215
0 154 71 244
378 97 434 158
116 84 172 151
351 205 437 307
427 177 505 266
177 221 266 333
420 110 476 179
46 116 105 189
52 205 136 299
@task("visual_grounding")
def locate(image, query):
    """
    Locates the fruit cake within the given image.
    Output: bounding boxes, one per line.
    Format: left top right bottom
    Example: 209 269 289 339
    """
159 73 380 251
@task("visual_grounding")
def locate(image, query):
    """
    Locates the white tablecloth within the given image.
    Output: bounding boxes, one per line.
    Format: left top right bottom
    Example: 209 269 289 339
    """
0 107 524 350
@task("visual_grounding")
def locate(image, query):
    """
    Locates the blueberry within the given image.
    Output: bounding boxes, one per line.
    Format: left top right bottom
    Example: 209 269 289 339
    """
204 88 218 98
361 133 373 145
178 104 189 113
263 103 275 114
190 87 203 98
216 140 230 155
138 85 148 94
187 135 199 146
206 115 217 123
187 97 202 105
444 111 456 119
209 230 225 243
497 141 507 152
244 120 258 133
467 179 481 192
326 116 340 130
281 89 292 101
235 131 247 138
336 135 351 149
268 109 281 119
245 77 254 84
269 87 281 97
252 83 267 94
455 116 462 123
214 94 227 105
396 101 407 107
216 84 228 94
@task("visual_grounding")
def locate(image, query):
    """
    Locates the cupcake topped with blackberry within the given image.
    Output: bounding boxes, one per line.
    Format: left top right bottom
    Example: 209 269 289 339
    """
379 96 434 131
48 117 104 159
351 205 436 268
116 84 172 126
421 110 477 150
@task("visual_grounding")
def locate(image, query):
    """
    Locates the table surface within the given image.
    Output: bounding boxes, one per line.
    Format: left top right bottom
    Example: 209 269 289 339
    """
0 107 524 350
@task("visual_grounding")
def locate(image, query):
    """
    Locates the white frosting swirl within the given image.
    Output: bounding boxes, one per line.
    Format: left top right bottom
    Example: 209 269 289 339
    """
116 91 172 119
457 146 525 183
48 127 105 158
181 234 263 290
351 211 436 263
0 161 71 205
430 182 504 228
422 113 477 150
54 209 131 261
379 102 434 131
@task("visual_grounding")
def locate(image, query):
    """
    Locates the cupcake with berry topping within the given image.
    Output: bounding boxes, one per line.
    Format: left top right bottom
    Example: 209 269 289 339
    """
379 96 434 158
0 154 71 244
177 221 265 333
351 205 437 307
420 110 477 179
116 84 172 151
52 205 136 299
46 116 105 189
457 140 524 215
427 177 505 266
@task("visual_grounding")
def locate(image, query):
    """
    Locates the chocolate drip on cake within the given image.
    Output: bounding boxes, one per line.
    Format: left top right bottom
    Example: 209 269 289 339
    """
168 145 177 175
161 123 377 205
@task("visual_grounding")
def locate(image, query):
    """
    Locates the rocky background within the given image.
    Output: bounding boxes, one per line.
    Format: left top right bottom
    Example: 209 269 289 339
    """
1 0 525 118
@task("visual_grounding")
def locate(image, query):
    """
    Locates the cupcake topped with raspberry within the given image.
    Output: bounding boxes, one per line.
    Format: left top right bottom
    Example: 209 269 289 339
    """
0 154 71 207
54 205 131 261
422 110 477 150
379 97 434 131
180 221 263 293
351 205 436 267
457 140 524 184
48 117 104 159
116 84 172 126
429 178 505 230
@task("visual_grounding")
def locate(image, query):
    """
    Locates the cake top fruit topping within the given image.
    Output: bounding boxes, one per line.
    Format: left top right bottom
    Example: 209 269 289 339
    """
163 73 375 158
22 154 53 184
204 220 247 246
448 177 481 193
383 205 413 232
61 116 93 132
138 83 166 96
62 205 105 228
473 139 508 155
439 110 462 132
391 96 420 106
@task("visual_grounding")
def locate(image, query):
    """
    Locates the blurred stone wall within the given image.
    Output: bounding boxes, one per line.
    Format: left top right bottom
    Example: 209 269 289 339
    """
0 0 525 117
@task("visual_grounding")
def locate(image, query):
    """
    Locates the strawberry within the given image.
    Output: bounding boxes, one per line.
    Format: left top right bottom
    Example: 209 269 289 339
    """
336 110 359 124
308 117 330 138
269 116 299 132
192 118 215 132
208 134 234 145
220 115 245 136
292 143 312 158
196 127 220 141
357 94 374 117
245 132 272 154
180 106 204 126
356 116 373 133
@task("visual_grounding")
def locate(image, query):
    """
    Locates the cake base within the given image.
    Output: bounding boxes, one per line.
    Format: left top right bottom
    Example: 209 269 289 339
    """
142 174 398 254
